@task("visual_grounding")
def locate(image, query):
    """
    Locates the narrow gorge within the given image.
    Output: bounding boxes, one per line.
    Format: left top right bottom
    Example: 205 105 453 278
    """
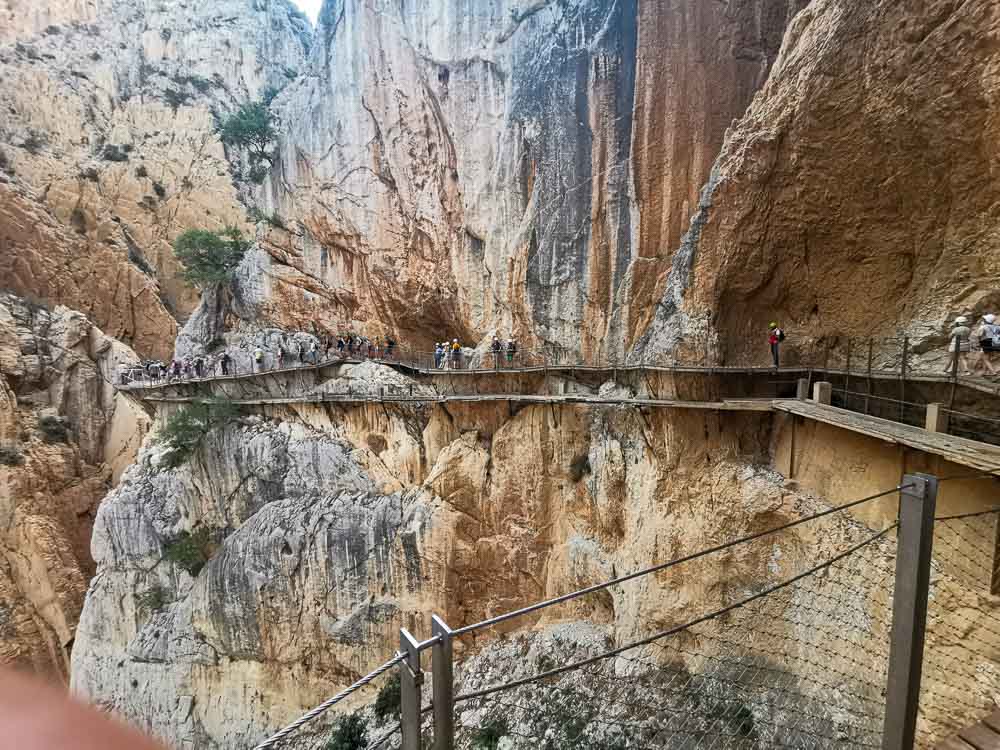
1 1 999 749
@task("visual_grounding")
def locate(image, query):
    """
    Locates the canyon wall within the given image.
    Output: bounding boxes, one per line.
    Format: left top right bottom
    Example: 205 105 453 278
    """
71 364 1000 748
0 292 149 681
0 0 312 360
638 0 1000 365
239 0 802 357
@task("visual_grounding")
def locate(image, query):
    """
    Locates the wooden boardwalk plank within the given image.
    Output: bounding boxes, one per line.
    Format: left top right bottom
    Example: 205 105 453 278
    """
773 400 1000 475
936 737 977 750
958 721 1000 749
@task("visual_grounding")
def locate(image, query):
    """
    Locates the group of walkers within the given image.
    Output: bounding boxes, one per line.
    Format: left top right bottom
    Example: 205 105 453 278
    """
431 336 518 369
946 314 1000 376
767 315 1000 377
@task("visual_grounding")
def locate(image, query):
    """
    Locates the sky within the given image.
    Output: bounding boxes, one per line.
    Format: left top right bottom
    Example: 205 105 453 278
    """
290 0 322 23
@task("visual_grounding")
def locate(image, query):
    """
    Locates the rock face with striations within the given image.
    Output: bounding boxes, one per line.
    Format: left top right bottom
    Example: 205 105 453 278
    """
0 0 312 360
0 292 149 681
637 0 1000 366
239 0 803 356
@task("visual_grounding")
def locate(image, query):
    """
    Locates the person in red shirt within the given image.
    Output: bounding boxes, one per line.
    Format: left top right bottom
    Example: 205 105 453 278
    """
768 322 785 368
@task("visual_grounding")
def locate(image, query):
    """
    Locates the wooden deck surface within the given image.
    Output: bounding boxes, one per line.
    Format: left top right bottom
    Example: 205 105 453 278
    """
936 709 1000 749
773 400 1000 475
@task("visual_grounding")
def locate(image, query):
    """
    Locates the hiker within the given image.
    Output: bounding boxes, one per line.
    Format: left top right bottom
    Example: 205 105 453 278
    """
309 340 318 364
944 316 972 376
768 322 785 368
451 339 462 369
277 346 285 369
386 337 396 359
974 314 999 376
253 347 264 372
220 352 232 376
194 357 204 378
367 338 375 358
506 338 517 365
337 337 346 357
491 336 502 368
434 343 443 369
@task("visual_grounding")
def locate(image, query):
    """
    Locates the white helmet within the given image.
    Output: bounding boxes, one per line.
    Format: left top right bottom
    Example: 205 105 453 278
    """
985 314 997 324
955 316 969 324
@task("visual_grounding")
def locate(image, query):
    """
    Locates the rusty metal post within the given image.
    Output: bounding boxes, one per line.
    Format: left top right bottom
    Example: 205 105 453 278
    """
400 629 423 750
882 473 938 750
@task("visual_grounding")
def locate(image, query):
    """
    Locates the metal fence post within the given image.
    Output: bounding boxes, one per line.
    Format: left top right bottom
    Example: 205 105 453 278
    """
882 473 938 750
400 629 423 750
431 615 455 750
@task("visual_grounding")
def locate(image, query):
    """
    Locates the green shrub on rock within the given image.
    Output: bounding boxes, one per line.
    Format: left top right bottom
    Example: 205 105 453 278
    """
373 673 401 721
327 713 367 750
155 398 241 468
172 228 249 288
38 416 70 443
163 527 216 576
0 446 24 466
218 101 277 184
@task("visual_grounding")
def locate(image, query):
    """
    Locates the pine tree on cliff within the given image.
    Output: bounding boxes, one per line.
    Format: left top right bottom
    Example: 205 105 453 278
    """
217 101 278 184
172 227 249 288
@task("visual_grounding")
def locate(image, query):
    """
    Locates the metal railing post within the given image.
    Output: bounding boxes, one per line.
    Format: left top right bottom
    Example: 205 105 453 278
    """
900 336 908 423
431 615 454 750
400 629 423 750
882 473 938 750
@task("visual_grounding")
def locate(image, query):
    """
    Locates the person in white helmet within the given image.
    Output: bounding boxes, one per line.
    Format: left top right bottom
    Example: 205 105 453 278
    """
975 314 999 376
945 316 972 376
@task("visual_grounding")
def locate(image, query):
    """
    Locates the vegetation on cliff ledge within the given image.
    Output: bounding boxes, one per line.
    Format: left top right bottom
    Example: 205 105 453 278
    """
327 713 367 750
155 398 242 468
218 101 278 184
172 227 249 287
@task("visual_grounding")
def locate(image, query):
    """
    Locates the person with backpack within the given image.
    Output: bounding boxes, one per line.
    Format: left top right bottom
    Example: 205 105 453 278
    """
253 347 264 372
434 343 443 369
220 352 232 376
451 339 462 369
491 336 502 368
973 314 998 376
194 357 204 378
506 338 517 366
768 322 785 368
309 340 318 364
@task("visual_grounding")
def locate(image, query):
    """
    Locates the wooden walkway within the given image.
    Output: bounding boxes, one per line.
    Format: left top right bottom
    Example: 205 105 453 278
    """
937 709 1000 749
144 393 775 411
774 400 1000 476
121 359 1000 397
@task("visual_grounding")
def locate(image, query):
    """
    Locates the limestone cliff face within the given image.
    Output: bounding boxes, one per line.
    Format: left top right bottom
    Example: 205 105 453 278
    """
71 363 893 747
638 0 1000 365
237 0 800 356
0 292 149 681
0 0 311 360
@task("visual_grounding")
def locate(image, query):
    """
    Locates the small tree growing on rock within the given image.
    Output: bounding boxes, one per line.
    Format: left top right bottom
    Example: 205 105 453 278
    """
218 101 278 184
155 398 241 469
327 713 367 750
172 227 249 288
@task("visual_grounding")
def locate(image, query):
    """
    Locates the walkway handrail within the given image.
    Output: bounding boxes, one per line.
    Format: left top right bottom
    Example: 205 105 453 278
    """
449 483 908 638
251 652 405 750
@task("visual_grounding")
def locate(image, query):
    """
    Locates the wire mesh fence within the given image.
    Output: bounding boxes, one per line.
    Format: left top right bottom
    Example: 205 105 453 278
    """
917 509 1000 747
449 525 898 750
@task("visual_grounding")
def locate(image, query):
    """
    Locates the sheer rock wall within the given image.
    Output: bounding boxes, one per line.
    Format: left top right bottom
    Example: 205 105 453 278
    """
637 0 1000 365
245 0 801 356
0 292 149 681
0 0 312 360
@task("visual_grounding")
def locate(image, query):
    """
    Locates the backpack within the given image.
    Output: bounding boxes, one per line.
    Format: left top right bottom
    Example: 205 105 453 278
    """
777 329 786 342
